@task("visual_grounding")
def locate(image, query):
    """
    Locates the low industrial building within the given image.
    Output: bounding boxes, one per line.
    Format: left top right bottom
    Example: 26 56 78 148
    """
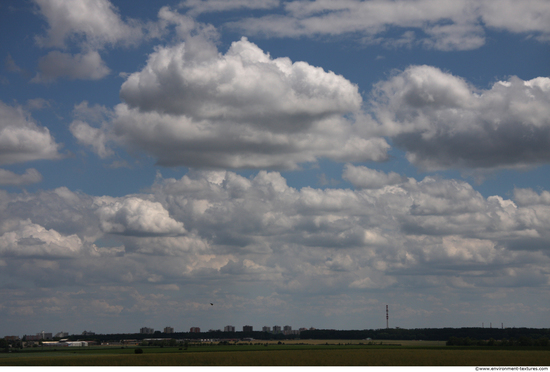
41 341 89 347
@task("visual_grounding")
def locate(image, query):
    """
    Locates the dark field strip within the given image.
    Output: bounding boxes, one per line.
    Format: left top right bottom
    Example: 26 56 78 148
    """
1 348 550 366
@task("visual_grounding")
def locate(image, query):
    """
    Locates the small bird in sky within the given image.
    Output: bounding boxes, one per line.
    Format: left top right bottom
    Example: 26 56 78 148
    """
210 303 213 306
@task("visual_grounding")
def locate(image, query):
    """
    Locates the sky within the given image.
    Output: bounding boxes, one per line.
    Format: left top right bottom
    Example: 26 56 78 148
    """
0 0 550 336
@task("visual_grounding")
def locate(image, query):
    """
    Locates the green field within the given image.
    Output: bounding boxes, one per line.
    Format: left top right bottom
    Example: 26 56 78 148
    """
1 341 549 366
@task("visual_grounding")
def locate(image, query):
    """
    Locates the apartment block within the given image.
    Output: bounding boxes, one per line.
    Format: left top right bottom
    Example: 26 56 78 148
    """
140 327 154 334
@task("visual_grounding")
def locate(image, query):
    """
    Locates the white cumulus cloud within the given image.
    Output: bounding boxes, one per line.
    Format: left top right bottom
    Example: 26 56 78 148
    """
81 37 388 169
120 37 361 123
0 219 84 257
95 197 186 236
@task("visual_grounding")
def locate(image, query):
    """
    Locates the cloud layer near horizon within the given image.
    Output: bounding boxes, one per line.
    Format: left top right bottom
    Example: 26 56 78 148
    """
1 168 549 328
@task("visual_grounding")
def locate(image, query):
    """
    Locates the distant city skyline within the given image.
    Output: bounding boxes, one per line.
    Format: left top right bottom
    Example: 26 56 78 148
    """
7 323 318 338
5 322 523 341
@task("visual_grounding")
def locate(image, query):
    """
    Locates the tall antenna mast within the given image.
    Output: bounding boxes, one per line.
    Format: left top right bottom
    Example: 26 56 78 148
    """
386 305 389 329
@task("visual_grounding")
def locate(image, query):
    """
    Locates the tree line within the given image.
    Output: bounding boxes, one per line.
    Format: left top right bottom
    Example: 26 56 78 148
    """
299 328 550 343
61 327 550 345
446 336 549 347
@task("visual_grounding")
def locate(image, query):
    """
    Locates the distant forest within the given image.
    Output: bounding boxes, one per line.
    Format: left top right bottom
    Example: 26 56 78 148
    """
64 327 550 345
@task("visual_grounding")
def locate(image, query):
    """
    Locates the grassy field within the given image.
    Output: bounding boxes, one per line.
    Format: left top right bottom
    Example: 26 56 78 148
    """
0 341 549 366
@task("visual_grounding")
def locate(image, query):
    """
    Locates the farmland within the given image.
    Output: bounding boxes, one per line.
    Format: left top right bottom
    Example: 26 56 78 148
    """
1 341 549 366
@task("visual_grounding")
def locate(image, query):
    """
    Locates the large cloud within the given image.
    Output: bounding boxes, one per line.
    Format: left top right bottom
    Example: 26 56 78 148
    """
372 65 550 171
120 37 361 121
232 0 550 50
81 37 388 169
0 101 62 165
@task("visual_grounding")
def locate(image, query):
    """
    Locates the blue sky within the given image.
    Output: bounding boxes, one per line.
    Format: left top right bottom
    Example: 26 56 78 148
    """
1 0 550 336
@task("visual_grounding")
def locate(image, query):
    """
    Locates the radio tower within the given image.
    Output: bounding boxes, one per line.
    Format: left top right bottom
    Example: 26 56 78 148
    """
386 305 389 329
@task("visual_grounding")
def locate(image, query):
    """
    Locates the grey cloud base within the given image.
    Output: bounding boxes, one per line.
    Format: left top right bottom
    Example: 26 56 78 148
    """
372 66 550 171
32 51 110 83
